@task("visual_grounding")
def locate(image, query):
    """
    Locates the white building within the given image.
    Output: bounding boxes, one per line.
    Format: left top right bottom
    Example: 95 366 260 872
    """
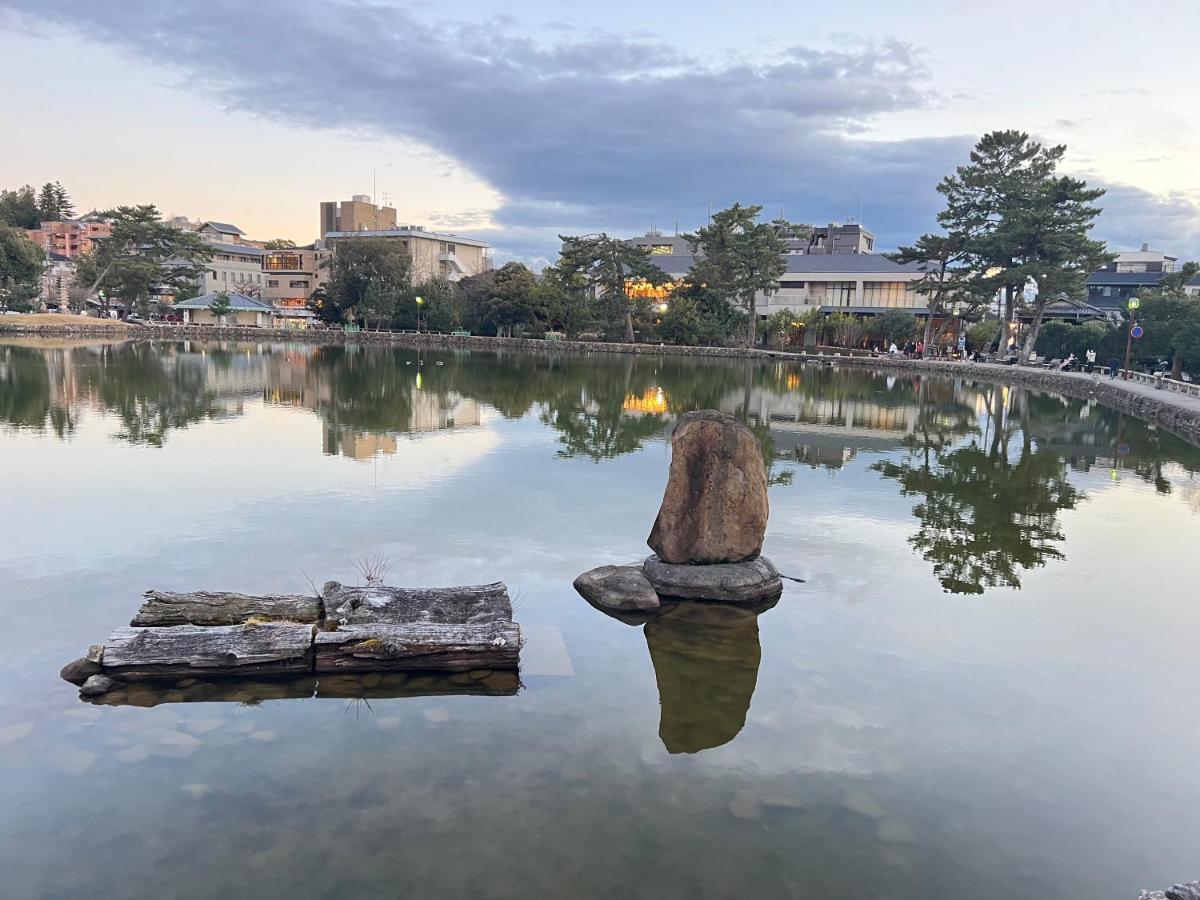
193 222 267 296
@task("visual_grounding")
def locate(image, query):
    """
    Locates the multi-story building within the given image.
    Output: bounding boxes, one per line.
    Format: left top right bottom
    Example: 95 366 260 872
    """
1085 244 1179 311
26 218 113 259
261 246 330 322
319 196 397 236
321 227 492 282
188 221 276 297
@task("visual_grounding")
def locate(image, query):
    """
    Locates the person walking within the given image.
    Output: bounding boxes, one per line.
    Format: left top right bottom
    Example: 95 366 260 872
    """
1108 355 1121 378
1085 348 1096 372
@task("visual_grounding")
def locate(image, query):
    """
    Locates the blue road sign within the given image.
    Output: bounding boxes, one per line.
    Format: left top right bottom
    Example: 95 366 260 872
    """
1131 325 1144 339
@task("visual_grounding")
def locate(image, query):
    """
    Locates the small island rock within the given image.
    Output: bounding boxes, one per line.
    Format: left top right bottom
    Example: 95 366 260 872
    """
573 565 661 613
648 410 769 565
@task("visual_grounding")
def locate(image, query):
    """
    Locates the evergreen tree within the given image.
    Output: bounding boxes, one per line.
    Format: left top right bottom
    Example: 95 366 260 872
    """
0 224 44 312
685 203 787 348
557 234 668 341
0 185 41 229
934 131 1110 358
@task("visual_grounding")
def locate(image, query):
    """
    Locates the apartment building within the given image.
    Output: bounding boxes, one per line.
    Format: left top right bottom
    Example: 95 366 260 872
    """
319 196 397 236
26 218 113 259
321 227 492 282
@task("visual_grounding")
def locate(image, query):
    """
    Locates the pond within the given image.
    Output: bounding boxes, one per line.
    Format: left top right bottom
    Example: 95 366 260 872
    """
1 338 1199 899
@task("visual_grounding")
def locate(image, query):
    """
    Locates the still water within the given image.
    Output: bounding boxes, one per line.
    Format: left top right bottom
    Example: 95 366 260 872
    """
1 338 1199 899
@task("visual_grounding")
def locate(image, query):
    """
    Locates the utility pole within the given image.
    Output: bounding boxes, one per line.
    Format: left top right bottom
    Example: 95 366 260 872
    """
1122 295 1141 379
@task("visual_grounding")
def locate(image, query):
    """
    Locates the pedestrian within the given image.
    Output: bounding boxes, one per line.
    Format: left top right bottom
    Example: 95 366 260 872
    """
1108 356 1121 378
1085 348 1096 373
889 341 899 355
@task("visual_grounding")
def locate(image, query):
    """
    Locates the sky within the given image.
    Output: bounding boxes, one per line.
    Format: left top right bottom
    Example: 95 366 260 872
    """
1 0 1198 266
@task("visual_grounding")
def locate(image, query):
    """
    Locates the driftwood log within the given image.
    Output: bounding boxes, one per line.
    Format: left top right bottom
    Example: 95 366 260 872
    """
315 623 521 672
65 579 521 694
322 581 511 626
102 624 316 679
132 590 321 627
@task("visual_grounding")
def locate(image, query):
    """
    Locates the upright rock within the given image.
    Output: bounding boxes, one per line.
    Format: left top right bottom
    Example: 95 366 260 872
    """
648 410 769 565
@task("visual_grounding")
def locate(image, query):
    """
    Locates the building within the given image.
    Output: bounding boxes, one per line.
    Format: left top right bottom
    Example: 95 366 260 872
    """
261 246 330 322
1085 271 1166 311
26 219 112 259
761 254 927 317
803 222 875 255
1186 271 1200 297
621 227 926 318
319 195 397 236
196 221 248 244
174 291 278 327
321 227 492 282
1106 244 1177 273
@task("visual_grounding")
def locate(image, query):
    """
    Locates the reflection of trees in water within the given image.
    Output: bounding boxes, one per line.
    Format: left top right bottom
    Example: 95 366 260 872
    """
1 343 219 446
874 385 1083 594
82 344 222 446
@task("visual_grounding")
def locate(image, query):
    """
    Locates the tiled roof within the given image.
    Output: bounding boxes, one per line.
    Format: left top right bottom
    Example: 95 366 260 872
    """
1086 271 1167 285
174 291 274 311
205 241 263 256
199 221 245 235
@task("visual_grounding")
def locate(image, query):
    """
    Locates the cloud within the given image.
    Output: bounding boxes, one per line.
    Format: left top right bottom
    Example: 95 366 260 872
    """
1 0 974 255
1092 181 1200 258
14 0 1194 263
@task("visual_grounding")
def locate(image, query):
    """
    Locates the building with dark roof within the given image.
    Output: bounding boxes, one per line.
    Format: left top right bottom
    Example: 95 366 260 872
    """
1085 270 1167 310
1185 271 1200 297
174 291 278 327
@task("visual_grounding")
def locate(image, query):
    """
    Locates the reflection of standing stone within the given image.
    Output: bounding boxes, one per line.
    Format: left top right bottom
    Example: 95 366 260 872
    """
648 410 769 565
645 602 765 754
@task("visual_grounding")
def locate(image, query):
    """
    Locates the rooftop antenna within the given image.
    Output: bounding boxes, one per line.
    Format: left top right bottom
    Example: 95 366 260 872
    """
372 169 377 208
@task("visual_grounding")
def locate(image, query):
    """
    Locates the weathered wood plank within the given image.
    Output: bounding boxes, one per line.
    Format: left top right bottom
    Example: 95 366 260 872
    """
314 622 520 672
131 590 321 627
322 581 512 627
102 623 315 679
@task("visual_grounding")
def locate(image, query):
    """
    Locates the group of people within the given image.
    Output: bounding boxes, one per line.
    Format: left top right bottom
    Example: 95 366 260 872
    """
885 340 924 358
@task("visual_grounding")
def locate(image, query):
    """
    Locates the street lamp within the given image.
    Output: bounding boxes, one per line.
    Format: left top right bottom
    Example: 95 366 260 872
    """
1122 295 1141 379
415 295 424 333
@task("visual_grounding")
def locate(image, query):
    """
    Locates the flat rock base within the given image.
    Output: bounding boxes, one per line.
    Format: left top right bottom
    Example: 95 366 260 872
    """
642 554 782 605
573 565 662 616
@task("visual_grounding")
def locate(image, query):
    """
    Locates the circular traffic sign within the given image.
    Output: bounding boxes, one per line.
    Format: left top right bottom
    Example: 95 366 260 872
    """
1131 325 1144 339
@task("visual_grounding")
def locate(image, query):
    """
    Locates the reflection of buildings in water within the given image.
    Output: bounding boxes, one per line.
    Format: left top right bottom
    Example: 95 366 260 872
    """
263 347 319 410
622 387 669 416
322 392 482 460
323 428 399 460
645 602 766 754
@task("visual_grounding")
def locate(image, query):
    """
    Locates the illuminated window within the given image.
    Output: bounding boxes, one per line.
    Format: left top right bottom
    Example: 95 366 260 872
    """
649 244 675 255
264 252 303 271
289 280 309 289
862 282 914 307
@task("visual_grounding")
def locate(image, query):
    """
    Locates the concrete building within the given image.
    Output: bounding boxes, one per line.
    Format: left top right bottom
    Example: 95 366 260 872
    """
174 291 278 327
26 219 112 259
321 228 492 282
319 196 397 236
803 222 875 255
261 246 330 322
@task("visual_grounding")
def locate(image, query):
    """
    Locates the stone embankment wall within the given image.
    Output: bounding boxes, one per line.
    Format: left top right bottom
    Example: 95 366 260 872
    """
4 321 1198 444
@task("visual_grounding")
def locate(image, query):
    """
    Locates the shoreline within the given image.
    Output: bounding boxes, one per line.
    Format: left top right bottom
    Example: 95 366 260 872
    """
5 320 1199 445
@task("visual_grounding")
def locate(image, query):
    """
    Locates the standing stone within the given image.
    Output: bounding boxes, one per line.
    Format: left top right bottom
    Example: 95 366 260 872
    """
648 410 769 564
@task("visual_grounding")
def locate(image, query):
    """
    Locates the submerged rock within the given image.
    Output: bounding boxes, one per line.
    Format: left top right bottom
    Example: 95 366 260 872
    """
643 554 782 604
60 657 102 686
647 410 769 565
573 565 661 614
79 674 115 698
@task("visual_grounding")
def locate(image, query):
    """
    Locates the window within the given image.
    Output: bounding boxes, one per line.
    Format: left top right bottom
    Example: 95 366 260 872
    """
267 279 279 288
264 252 303 271
862 281 914 307
813 281 855 306
650 244 674 255
288 280 309 289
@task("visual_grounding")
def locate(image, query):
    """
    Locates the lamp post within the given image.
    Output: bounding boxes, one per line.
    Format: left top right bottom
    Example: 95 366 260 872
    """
1122 295 1141 379
415 295 424 333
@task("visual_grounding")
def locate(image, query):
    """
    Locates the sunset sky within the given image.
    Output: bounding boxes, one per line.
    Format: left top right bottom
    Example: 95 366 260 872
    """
2 0 1197 265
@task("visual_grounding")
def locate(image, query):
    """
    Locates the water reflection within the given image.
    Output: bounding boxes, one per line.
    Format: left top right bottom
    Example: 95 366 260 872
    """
85 670 519 707
4 340 1199 593
646 602 771 754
